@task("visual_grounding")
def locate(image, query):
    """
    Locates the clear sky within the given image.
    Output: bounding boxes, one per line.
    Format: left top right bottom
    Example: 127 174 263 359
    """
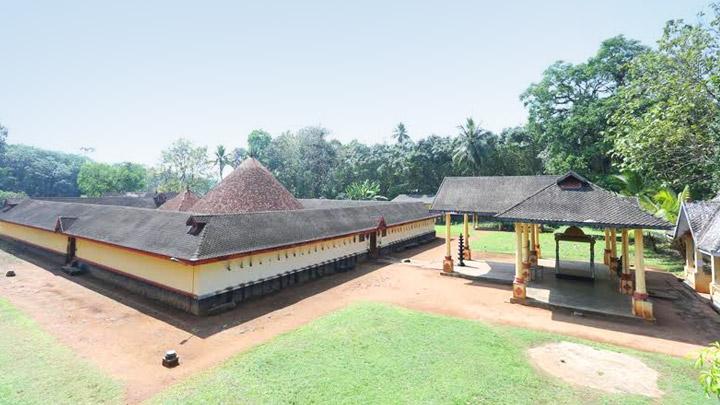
0 0 711 165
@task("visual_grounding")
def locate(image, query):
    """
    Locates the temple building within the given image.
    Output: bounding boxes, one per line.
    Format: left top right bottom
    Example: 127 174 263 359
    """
673 195 720 308
0 158 436 315
432 172 671 320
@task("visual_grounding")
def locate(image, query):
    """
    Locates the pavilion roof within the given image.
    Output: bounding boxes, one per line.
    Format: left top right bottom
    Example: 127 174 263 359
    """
494 173 671 230
191 158 304 214
431 176 557 214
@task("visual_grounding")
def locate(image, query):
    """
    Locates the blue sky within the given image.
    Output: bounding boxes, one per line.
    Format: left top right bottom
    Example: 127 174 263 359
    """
0 1 711 165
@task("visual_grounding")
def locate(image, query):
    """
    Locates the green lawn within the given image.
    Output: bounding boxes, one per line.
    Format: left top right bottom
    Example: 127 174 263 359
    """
0 298 122 405
150 303 707 404
436 224 685 274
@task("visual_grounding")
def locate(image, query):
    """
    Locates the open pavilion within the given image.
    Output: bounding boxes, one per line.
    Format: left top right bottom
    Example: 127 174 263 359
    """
431 172 671 320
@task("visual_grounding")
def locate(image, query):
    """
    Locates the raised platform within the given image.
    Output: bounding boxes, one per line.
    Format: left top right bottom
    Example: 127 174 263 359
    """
446 258 637 321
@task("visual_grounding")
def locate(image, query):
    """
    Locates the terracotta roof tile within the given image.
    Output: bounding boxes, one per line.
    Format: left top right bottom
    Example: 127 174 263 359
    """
191 158 303 214
158 189 200 212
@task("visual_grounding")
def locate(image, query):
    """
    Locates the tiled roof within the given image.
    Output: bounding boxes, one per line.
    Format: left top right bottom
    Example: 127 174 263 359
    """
191 158 303 214
189 202 435 260
431 176 557 214
494 173 671 229
392 194 435 204
0 198 434 262
675 200 720 255
158 190 200 212
299 199 393 209
0 199 198 259
33 196 160 209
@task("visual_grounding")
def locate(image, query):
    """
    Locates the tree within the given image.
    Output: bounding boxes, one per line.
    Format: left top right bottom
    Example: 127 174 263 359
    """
610 7 720 198
392 122 411 144
247 129 272 162
156 139 213 192
344 180 384 200
77 162 147 197
522 36 648 179
695 341 720 399
0 144 87 197
453 117 493 175
229 147 248 168
0 123 7 164
77 162 116 197
211 145 232 179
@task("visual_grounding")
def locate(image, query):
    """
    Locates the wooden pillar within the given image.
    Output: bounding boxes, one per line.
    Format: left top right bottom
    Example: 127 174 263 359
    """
529 223 538 266
521 223 530 280
512 223 526 300
534 224 542 259
685 235 694 274
603 228 611 265
620 229 632 294
608 228 618 275
443 213 454 273
711 255 720 296
463 213 471 260
632 229 653 320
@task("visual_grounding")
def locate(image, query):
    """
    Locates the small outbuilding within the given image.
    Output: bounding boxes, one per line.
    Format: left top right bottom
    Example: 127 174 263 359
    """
432 172 671 320
673 196 720 307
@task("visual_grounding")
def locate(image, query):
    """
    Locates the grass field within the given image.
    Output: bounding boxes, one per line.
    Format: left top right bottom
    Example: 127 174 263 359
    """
436 224 684 274
150 303 707 404
0 298 122 405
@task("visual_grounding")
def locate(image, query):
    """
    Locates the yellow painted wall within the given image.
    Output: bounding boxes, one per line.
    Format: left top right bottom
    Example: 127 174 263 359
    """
195 234 368 297
0 221 67 254
75 238 195 295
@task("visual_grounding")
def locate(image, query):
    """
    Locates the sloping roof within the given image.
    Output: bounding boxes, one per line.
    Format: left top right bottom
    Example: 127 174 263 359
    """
697 213 720 255
188 202 435 260
0 199 434 262
33 196 160 209
158 190 200 212
392 194 435 204
191 158 303 214
299 199 391 209
495 173 671 229
0 199 198 259
675 200 720 255
431 176 557 214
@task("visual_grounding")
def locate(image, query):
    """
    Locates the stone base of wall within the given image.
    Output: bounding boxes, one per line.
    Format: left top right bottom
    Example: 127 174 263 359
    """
1 231 437 316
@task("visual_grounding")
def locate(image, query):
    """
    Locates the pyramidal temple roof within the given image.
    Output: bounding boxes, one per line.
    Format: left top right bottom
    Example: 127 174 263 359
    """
190 158 303 214
158 189 200 212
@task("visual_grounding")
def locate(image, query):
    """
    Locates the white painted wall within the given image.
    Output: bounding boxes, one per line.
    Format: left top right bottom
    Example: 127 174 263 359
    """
196 218 435 297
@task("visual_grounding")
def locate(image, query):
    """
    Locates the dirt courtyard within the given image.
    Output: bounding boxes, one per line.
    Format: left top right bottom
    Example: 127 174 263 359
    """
1 239 719 403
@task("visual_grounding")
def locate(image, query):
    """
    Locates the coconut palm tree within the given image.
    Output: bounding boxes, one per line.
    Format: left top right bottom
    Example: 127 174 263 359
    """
613 170 657 211
211 145 231 180
653 185 690 224
392 122 411 144
453 117 489 175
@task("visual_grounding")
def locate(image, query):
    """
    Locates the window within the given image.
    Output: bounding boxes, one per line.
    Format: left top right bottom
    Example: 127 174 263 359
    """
381 229 387 237
359 233 365 242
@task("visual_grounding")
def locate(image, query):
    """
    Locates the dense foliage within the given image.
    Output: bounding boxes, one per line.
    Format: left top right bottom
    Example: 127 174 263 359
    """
0 144 87 197
0 2 718 207
77 162 147 197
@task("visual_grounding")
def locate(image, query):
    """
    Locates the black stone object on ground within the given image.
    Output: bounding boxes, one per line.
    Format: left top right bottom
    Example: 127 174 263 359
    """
5 270 15 277
458 234 465 267
162 350 179 368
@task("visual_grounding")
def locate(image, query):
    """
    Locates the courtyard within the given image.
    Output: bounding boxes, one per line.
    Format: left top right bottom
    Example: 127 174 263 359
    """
0 229 718 403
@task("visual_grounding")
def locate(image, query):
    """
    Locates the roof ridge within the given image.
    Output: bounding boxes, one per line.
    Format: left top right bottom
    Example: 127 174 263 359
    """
494 180 558 218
